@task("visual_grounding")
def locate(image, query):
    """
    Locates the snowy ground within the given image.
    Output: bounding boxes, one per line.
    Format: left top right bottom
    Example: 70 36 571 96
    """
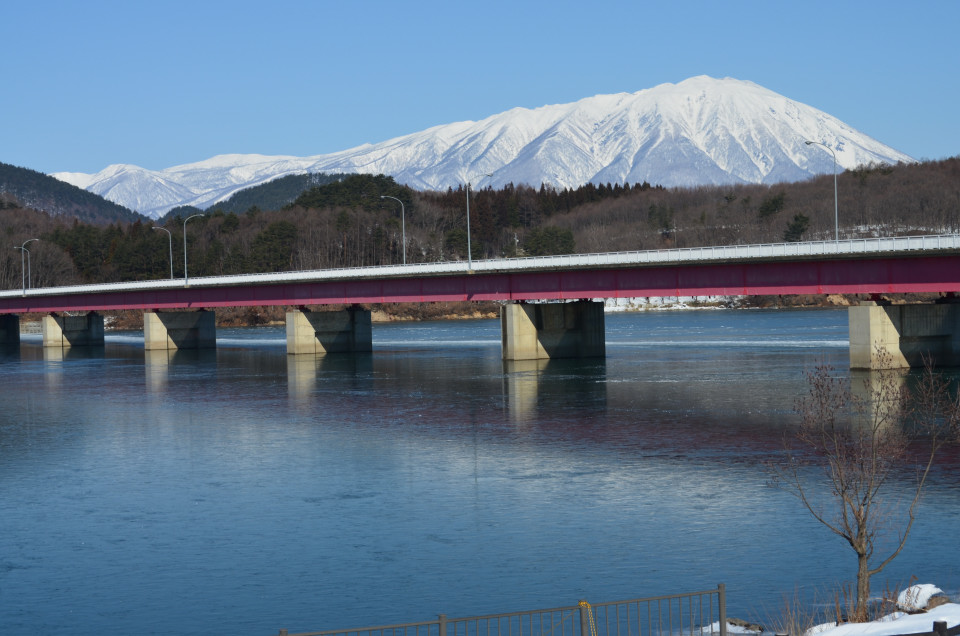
810 603 959 636
603 296 740 311
715 585 958 636
809 586 957 636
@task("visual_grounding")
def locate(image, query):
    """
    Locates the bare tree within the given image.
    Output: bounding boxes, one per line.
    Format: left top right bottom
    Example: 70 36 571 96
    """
772 352 958 622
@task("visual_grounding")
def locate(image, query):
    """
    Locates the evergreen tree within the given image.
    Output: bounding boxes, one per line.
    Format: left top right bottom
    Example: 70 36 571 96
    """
249 221 298 272
523 226 575 256
292 174 406 211
647 204 674 231
758 192 787 221
783 213 810 242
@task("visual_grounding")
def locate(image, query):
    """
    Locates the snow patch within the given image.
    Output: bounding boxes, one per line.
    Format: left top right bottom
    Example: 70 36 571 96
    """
805 603 959 636
898 584 945 612
603 296 742 311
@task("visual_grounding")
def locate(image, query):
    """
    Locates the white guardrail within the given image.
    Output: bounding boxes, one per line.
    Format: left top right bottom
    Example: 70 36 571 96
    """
3 234 960 299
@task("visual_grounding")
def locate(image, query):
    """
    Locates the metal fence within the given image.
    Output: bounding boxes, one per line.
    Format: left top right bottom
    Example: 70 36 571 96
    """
277 585 727 636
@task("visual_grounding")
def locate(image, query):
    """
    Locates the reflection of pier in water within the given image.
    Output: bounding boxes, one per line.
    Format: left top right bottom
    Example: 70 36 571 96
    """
40 344 105 392
849 367 909 434
286 353 374 405
502 358 608 424
0 343 21 362
144 348 218 393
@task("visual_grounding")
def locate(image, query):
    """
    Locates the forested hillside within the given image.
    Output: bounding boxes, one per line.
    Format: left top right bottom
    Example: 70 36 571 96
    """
0 162 144 224
1 157 958 292
161 172 349 220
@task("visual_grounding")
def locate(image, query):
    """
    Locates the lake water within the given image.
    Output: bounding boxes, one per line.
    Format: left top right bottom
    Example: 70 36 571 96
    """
1 308 958 636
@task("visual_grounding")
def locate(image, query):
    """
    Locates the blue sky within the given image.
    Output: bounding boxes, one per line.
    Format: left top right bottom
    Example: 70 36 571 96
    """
4 0 958 175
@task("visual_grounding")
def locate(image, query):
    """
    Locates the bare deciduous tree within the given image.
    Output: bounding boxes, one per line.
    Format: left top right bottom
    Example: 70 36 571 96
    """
772 352 958 622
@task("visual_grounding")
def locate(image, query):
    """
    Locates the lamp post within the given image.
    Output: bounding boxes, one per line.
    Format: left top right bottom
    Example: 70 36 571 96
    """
14 238 39 293
152 226 174 279
465 174 492 270
466 181 473 270
380 195 406 265
183 214 205 284
27 245 34 289
805 140 839 241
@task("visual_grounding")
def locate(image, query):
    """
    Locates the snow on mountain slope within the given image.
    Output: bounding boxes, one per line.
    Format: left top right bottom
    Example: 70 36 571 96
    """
52 76 914 219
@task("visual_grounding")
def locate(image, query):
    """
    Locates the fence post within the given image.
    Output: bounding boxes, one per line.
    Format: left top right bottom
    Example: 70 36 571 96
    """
718 584 727 636
439 613 447 636
578 600 598 636
934 621 947 636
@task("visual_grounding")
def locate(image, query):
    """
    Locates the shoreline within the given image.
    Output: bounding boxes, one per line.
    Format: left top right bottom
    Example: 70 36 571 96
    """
14 291 948 333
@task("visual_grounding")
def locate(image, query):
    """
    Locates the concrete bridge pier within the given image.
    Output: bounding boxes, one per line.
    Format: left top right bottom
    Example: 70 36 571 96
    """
42 312 105 348
500 301 605 361
0 315 19 345
144 310 217 350
286 307 372 355
849 301 960 369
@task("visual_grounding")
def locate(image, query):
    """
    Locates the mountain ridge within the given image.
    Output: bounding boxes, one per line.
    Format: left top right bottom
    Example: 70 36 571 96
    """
0 161 143 223
51 76 914 219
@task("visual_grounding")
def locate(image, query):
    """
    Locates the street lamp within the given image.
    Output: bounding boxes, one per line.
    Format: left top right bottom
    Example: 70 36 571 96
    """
805 140 839 241
13 238 39 293
381 195 406 265
465 174 493 270
183 214 205 284
152 226 174 279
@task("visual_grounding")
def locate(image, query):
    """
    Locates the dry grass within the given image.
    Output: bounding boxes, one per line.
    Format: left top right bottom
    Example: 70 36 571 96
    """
763 580 930 636
763 588 831 636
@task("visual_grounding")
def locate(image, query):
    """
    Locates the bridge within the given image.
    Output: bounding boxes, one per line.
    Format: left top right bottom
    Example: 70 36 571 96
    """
3 234 960 368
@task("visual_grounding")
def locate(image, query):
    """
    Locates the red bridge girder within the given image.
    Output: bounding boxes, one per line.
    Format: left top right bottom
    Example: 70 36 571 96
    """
2 254 960 314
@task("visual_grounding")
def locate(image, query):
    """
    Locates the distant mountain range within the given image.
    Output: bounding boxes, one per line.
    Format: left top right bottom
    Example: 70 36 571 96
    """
52 75 914 219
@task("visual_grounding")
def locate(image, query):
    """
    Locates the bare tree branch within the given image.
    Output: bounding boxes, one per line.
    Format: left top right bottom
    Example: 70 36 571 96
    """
770 349 957 621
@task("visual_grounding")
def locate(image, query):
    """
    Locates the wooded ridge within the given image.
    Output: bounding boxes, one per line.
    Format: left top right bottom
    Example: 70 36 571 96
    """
1 156 958 292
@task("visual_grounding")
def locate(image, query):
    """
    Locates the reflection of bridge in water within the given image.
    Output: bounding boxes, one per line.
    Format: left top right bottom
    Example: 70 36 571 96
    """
5 327 920 438
4 235 960 368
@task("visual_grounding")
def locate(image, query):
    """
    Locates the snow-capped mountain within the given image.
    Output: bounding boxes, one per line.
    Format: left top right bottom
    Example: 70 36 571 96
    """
52 76 914 219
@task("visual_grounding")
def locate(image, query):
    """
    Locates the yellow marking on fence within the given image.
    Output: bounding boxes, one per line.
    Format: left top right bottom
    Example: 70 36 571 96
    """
578 600 597 636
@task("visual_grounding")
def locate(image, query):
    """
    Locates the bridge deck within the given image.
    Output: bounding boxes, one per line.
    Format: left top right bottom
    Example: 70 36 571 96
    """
2 235 960 314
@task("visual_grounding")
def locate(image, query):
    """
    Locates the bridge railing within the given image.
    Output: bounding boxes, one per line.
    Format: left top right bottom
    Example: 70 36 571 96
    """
3 234 959 299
